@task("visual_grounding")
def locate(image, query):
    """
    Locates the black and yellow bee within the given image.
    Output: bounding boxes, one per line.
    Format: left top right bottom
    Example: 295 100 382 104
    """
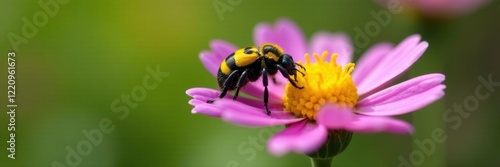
207 43 305 115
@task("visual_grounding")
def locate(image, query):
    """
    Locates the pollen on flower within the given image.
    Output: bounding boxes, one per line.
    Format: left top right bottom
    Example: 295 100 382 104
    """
283 51 359 120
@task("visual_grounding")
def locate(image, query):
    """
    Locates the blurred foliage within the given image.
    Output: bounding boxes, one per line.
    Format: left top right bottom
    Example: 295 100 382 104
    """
0 0 499 166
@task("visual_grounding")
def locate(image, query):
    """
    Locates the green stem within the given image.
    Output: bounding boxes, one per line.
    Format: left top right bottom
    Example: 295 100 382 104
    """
310 158 333 167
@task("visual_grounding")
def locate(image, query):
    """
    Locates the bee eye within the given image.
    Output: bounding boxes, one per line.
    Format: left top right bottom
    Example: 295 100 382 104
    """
244 50 253 54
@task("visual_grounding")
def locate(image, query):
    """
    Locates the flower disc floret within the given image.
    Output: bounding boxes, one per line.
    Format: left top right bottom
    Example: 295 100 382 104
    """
283 52 358 120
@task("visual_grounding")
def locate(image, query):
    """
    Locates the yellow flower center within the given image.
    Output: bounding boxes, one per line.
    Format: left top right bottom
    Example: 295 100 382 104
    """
283 52 359 120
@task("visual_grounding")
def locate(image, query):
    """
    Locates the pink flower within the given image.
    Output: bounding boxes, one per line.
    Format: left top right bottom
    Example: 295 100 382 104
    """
375 0 489 17
186 19 445 156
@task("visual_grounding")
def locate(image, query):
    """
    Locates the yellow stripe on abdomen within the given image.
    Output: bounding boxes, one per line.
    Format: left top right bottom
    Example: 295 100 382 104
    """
220 59 232 75
234 53 260 67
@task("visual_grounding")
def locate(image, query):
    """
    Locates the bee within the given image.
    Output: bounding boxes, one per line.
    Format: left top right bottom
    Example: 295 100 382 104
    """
207 43 305 115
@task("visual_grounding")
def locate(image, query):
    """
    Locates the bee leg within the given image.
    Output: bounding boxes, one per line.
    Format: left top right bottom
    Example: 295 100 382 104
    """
294 64 306 82
207 70 240 103
293 69 305 82
233 69 249 100
296 68 305 76
262 68 271 115
277 65 304 89
296 63 306 71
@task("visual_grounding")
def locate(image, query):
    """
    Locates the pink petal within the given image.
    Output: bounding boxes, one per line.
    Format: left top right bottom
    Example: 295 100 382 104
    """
188 99 205 106
348 116 414 134
352 42 393 87
357 74 446 116
186 87 219 98
186 88 225 117
310 32 353 65
219 99 302 127
253 19 307 60
354 35 428 97
268 121 328 156
186 88 283 110
316 104 355 129
317 105 413 134
192 103 222 117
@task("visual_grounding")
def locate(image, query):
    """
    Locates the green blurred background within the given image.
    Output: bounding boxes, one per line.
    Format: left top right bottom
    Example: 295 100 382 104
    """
1 0 499 166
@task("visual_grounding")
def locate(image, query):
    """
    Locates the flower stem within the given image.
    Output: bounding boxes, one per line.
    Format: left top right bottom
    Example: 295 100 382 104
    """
310 158 333 167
